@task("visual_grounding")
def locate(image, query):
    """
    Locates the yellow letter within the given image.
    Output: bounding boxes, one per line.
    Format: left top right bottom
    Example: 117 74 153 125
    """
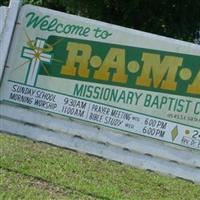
61 42 91 78
94 48 127 83
187 71 200 95
136 53 183 90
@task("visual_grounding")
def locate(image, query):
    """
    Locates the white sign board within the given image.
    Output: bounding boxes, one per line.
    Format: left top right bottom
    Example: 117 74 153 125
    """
0 4 200 183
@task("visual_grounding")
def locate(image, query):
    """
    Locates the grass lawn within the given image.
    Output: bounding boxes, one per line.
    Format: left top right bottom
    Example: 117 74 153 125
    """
0 132 200 200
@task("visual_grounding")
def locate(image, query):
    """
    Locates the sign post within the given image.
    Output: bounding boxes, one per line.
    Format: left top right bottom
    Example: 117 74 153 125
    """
0 6 8 35
0 3 199 183
0 0 22 83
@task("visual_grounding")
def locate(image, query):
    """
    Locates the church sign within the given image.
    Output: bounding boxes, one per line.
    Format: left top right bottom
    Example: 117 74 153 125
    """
1 5 200 151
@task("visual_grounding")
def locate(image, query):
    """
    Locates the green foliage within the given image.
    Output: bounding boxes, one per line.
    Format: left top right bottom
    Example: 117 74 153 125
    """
60 0 200 42
0 0 200 42
0 0 9 6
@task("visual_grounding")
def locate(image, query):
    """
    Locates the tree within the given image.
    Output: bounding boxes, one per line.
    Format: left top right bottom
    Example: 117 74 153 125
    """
1 0 200 43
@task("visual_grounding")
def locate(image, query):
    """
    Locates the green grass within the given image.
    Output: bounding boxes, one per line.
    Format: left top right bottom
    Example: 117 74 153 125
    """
0 133 200 200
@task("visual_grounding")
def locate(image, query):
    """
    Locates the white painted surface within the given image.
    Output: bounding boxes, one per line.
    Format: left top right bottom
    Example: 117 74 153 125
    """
0 0 22 83
0 102 200 183
0 6 8 38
